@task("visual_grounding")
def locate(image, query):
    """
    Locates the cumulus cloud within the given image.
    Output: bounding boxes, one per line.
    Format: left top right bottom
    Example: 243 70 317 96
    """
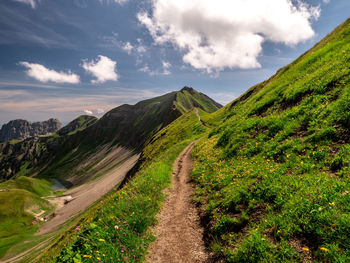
13 0 37 9
19 62 80 84
138 0 320 73
84 110 93 115
82 55 119 83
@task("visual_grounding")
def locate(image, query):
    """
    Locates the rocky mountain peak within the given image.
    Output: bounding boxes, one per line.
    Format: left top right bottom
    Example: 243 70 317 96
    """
0 118 62 142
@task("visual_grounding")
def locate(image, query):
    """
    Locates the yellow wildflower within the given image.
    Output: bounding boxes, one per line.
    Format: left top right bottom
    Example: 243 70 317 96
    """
98 239 105 242
302 247 309 252
320 247 329 252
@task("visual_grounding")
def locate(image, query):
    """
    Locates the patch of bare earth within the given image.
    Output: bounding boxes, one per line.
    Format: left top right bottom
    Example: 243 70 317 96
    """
147 142 211 263
37 152 139 235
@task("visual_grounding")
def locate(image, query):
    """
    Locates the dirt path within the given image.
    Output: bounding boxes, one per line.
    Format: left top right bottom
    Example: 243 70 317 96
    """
195 108 208 128
147 142 210 263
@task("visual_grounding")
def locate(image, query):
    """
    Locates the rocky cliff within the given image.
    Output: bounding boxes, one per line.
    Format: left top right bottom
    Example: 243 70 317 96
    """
0 118 62 142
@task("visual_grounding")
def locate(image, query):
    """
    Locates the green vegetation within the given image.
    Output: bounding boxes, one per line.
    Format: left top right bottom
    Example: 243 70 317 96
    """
36 110 207 262
0 176 53 258
190 18 350 262
3 18 350 263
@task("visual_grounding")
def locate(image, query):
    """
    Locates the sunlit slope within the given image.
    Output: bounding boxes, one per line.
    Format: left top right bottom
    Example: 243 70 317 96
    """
37 88 221 184
192 18 350 262
36 109 208 263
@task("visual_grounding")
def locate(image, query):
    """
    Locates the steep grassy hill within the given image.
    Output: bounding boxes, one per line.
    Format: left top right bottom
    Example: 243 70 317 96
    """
35 87 221 184
35 18 350 263
57 115 98 136
36 108 208 263
191 18 350 262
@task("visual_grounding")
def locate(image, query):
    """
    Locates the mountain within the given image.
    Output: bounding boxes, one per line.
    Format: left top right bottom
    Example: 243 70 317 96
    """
35 19 350 263
57 115 98 136
85 86 221 149
0 118 61 142
0 87 221 182
0 115 97 181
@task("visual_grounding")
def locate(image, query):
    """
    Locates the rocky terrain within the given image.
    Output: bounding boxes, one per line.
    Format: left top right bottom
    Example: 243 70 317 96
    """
0 119 62 142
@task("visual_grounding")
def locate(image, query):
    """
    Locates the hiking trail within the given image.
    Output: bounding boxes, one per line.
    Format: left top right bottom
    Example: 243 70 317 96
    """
147 142 211 263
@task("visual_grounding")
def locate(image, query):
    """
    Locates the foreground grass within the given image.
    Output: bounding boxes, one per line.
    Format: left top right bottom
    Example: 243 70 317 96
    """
36 110 206 262
191 19 350 262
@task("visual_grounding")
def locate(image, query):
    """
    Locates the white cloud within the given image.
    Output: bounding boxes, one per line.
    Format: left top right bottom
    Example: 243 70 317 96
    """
82 55 119 83
138 0 320 73
323 0 330 4
13 0 37 9
96 108 105 114
162 61 171 75
19 62 80 84
114 0 129 4
138 65 157 76
84 110 93 115
122 42 134 54
138 62 171 76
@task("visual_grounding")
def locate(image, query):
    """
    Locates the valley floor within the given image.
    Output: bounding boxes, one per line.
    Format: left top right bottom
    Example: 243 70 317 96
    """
1 151 139 263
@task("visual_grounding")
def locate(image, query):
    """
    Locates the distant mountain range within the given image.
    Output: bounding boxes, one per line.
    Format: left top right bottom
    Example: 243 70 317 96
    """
0 118 62 142
0 87 221 181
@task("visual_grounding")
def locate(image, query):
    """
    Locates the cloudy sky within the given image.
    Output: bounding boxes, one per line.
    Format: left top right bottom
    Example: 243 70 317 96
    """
0 0 348 125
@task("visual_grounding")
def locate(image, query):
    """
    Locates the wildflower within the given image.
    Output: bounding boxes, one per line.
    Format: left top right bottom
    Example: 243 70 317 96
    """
75 226 81 231
114 225 119 230
277 230 280 233
320 247 329 252
98 238 105 242
329 202 335 206
302 247 309 252
83 255 92 258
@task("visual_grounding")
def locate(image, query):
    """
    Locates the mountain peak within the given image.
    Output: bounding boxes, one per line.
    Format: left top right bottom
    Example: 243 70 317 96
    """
180 86 195 92
0 118 62 142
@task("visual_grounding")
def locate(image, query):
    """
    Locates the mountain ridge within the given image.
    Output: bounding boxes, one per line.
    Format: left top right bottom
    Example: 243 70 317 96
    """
0 118 62 142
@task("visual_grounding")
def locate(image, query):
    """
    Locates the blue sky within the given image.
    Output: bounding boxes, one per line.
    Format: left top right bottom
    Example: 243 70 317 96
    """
0 0 349 125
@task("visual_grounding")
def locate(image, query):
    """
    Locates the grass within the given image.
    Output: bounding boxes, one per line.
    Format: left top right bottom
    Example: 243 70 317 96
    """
190 18 350 262
0 176 54 258
35 110 207 262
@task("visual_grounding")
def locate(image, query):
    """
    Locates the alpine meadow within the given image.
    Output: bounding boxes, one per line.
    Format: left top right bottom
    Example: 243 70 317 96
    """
0 1 349 263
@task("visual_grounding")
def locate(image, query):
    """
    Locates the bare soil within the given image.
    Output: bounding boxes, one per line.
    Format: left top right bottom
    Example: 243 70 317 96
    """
38 150 139 235
147 142 211 263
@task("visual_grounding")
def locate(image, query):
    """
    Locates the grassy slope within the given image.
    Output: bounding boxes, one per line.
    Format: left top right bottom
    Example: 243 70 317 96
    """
191 19 350 262
0 176 53 258
36 109 206 262
36 88 220 184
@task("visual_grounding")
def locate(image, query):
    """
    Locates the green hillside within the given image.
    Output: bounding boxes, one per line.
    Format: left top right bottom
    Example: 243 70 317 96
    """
35 18 350 263
36 109 208 263
0 176 54 258
36 88 221 184
191 18 350 262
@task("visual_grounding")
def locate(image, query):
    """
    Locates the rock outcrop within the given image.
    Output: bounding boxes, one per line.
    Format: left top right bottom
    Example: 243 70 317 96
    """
0 118 62 142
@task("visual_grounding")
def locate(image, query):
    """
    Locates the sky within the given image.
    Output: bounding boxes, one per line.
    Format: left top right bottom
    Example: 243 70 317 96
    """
0 0 349 125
